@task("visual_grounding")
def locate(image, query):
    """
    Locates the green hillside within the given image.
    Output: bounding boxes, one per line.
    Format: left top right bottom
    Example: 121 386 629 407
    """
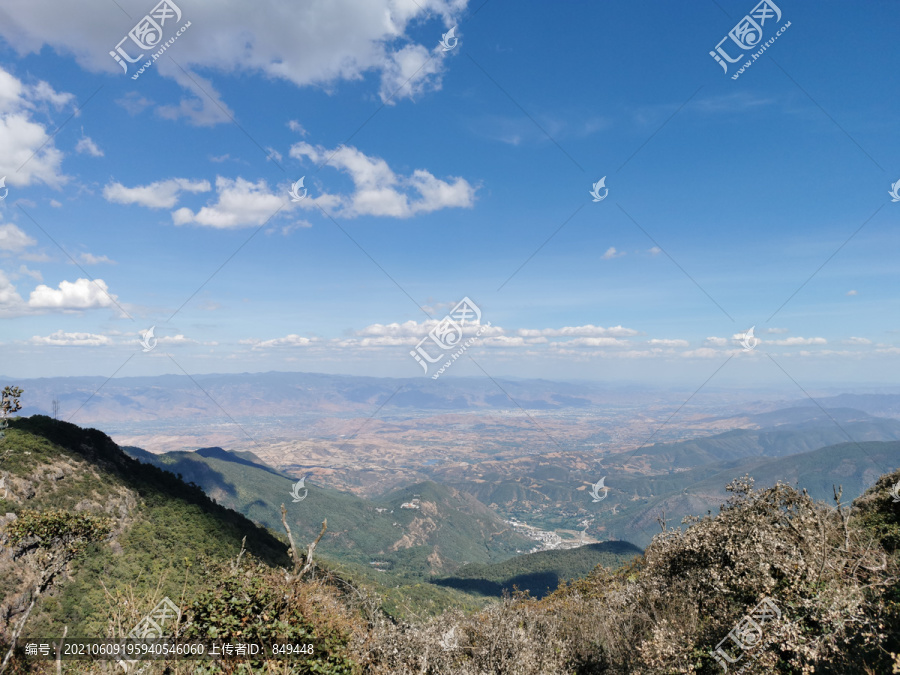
1 416 290 638
630 412 900 471
432 540 642 598
595 439 900 546
4 414 900 673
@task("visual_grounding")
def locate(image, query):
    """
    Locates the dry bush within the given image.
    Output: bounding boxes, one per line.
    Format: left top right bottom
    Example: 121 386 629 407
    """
354 475 899 674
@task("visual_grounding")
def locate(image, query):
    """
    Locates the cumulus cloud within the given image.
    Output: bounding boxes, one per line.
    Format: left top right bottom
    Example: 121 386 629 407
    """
516 325 639 338
682 347 725 358
76 252 114 265
647 338 689 347
103 178 211 209
356 319 500 339
290 142 476 218
0 223 36 252
171 176 286 228
378 42 447 103
482 336 526 347
31 330 111 346
287 120 308 136
243 334 319 349
0 269 24 308
0 66 71 188
28 278 118 310
704 337 729 347
157 334 197 345
75 134 103 157
601 246 624 260
15 264 41 281
769 337 827 346
0 1 466 125
764 327 789 334
555 337 630 348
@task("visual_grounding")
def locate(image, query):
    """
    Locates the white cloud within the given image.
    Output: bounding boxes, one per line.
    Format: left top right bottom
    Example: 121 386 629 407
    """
356 319 500 339
517 325 640 338
682 347 724 358
244 334 319 349
290 142 476 218
0 223 36 252
157 334 197 345
601 246 624 260
648 246 661 255
103 178 211 209
172 176 284 228
356 320 427 338
842 337 871 345
378 43 446 104
556 337 629 348
0 1 466 123
0 269 24 308
769 337 827 346
49 199 62 208
31 330 111 346
15 264 41 281
28 278 118 310
115 92 153 116
647 338 689 347
704 337 729 347
0 66 71 188
76 252 115 265
287 120 308 136
846 290 858 296
482 336 526 347
764 327 789 334
75 134 103 157
155 66 234 127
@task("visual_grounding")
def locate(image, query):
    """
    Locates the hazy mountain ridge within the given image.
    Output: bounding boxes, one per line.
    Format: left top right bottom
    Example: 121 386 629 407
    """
6 371 813 424
429 414 900 547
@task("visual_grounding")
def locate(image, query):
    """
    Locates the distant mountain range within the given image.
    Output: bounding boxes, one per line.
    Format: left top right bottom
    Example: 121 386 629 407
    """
429 407 900 547
4 371 825 424
618 406 900 472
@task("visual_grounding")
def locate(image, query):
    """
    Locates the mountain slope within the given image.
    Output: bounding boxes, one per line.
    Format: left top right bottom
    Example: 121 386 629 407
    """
1 416 289 638
621 410 900 472
124 447 534 576
596 439 900 547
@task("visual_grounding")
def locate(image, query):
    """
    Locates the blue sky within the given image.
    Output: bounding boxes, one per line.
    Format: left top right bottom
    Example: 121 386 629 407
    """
0 0 897 388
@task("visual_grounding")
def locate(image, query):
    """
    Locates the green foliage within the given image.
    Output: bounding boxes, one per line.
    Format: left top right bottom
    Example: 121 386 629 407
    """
182 561 357 674
7 508 112 556
0 384 23 437
2 416 291 638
